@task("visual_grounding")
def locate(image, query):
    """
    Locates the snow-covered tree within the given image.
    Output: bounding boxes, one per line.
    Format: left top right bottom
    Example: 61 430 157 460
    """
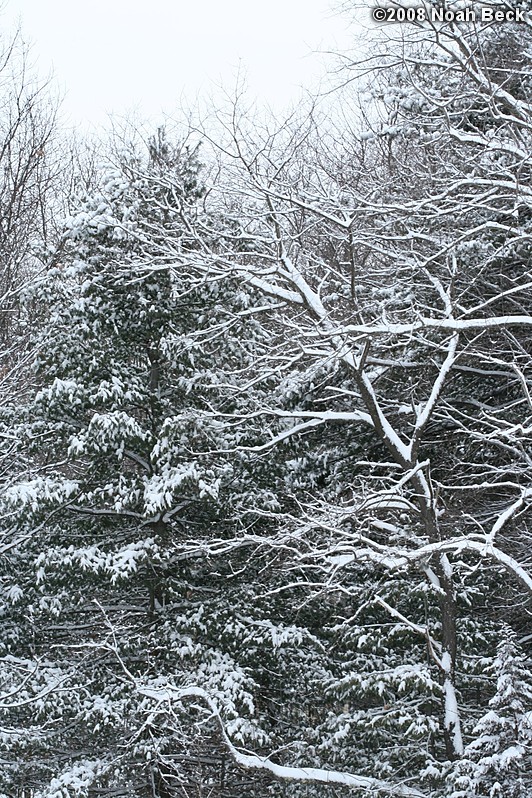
3 9 532 798
0 31 67 794
0 126 289 797
450 629 532 797
121 12 532 796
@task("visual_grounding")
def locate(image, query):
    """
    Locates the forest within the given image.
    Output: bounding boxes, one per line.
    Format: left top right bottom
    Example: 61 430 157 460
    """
0 5 531 797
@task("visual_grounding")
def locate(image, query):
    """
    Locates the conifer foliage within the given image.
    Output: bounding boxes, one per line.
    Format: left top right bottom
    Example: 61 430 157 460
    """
0 129 282 797
450 630 532 797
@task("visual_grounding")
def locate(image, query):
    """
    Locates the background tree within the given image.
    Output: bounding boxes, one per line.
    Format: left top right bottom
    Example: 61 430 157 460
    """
450 628 532 797
0 30 66 792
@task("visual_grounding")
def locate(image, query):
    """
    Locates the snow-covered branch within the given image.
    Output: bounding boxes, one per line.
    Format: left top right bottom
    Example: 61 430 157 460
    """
137 683 428 798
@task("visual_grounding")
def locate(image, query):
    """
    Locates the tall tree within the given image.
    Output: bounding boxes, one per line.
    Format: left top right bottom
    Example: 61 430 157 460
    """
0 30 65 794
125 13 532 797
0 126 284 797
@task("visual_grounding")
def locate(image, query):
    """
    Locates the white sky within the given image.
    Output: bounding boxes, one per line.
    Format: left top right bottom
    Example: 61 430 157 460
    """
3 0 358 128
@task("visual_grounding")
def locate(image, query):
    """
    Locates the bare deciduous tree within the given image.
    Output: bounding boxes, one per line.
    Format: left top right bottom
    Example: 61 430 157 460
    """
129 13 532 796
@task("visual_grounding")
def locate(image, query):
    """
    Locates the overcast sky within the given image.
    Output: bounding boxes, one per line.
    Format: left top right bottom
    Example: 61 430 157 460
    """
3 0 358 128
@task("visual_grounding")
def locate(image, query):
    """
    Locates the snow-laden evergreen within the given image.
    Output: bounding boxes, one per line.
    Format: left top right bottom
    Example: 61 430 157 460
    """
449 630 532 797
0 128 293 796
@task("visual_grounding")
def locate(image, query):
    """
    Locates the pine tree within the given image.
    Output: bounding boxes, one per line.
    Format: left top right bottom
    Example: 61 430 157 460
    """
0 128 284 797
450 629 532 797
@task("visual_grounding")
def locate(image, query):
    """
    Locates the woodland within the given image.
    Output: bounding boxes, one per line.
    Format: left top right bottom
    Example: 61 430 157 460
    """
0 5 531 798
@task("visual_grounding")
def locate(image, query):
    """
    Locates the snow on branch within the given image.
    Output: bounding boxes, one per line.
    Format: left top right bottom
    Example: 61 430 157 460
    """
137 683 428 798
337 316 532 337
326 535 532 595
487 488 532 544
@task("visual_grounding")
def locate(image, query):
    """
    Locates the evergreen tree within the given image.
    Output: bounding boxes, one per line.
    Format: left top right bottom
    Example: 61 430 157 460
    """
0 128 284 797
450 629 532 797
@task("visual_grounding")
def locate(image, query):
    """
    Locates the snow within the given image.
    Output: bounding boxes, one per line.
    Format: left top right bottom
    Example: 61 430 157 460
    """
444 677 464 757
339 315 532 336
3 478 79 513
5 18 532 795
137 683 428 797
359 369 413 463
499 745 523 767
441 554 453 580
441 652 452 674
327 554 355 568
488 489 532 543
34 760 107 798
